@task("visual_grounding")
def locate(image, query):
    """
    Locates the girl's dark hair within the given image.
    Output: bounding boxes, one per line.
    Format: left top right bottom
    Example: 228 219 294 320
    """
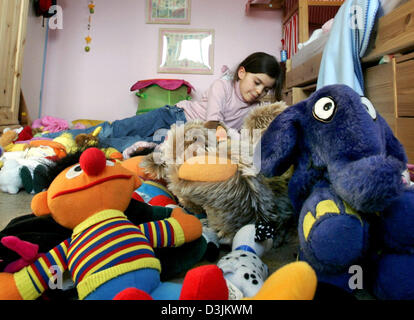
233 52 284 101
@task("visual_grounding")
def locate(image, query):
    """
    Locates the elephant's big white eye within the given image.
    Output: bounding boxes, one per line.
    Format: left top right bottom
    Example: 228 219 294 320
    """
361 96 377 120
313 97 336 122
66 164 83 179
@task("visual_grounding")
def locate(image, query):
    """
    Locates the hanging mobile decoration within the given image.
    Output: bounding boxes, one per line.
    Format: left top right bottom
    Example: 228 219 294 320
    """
85 1 95 52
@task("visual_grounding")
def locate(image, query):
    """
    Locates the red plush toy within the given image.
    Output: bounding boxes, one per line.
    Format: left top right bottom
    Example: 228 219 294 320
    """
15 126 33 142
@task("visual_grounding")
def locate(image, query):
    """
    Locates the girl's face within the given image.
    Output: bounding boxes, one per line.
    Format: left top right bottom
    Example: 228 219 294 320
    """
237 67 276 103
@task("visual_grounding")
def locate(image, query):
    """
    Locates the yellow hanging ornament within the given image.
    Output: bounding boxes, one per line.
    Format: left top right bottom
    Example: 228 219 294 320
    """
88 2 95 14
85 2 94 52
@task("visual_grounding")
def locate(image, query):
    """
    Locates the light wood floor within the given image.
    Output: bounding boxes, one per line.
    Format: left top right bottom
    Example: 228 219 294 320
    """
0 190 34 230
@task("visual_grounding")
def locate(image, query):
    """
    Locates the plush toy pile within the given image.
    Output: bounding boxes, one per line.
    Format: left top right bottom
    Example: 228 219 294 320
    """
0 104 295 253
0 153 210 284
256 84 414 300
0 147 318 300
0 126 122 195
0 147 206 300
139 102 295 245
7 87 414 299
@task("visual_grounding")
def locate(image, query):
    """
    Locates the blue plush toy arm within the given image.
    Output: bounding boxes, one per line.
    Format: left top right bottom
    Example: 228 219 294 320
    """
254 105 301 177
329 116 409 213
330 155 406 213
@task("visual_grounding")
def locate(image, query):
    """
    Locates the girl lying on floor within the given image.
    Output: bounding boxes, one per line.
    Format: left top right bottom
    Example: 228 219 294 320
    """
40 52 283 157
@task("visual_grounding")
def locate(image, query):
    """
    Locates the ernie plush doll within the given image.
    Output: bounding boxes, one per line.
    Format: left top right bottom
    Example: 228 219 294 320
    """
0 148 208 300
0 148 318 300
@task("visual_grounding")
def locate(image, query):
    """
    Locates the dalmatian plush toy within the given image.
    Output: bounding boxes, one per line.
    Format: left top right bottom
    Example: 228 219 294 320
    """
217 224 273 299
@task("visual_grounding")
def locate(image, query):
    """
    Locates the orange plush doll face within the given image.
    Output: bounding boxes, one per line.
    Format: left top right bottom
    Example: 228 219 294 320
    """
31 148 141 229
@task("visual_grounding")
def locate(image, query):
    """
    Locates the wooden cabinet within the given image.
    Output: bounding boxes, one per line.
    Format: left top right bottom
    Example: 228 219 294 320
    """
364 62 397 132
282 84 315 105
364 52 414 163
0 0 29 129
395 56 414 117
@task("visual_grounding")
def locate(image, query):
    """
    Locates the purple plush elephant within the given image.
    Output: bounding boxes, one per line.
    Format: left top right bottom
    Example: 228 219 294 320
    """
255 84 414 300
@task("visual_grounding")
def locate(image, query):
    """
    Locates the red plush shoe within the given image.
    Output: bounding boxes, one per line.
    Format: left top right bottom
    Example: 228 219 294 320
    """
180 265 228 300
113 288 154 300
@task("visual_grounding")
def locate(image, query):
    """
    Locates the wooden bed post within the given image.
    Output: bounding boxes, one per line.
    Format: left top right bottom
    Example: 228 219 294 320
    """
298 0 309 43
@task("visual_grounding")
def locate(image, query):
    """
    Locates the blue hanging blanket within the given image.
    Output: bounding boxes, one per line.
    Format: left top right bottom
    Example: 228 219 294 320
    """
316 0 380 95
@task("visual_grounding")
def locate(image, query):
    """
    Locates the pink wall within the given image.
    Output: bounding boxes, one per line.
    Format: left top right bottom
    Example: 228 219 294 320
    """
42 0 282 123
21 2 47 122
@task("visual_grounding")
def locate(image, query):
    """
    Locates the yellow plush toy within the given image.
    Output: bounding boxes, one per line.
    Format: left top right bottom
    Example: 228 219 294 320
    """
0 130 22 167
74 127 101 150
52 127 102 154
0 130 18 149
52 133 78 154
1 130 20 153
51 127 122 160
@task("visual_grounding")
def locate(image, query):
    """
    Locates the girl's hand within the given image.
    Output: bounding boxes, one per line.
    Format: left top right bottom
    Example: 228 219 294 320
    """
204 121 221 130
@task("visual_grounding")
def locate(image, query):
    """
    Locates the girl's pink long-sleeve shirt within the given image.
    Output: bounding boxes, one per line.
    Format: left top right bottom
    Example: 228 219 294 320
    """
177 79 255 131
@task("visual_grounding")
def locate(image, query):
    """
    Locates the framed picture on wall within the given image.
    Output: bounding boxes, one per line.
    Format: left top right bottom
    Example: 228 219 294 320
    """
158 28 214 74
146 0 191 24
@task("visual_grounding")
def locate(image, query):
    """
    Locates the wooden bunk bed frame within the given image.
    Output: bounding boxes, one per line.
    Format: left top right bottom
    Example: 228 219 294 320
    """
283 0 344 89
247 1 344 58
283 0 344 44
283 0 414 162
285 0 414 90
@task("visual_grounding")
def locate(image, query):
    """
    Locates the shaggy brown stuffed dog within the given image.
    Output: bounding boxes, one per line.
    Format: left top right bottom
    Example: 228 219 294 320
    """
140 102 294 245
